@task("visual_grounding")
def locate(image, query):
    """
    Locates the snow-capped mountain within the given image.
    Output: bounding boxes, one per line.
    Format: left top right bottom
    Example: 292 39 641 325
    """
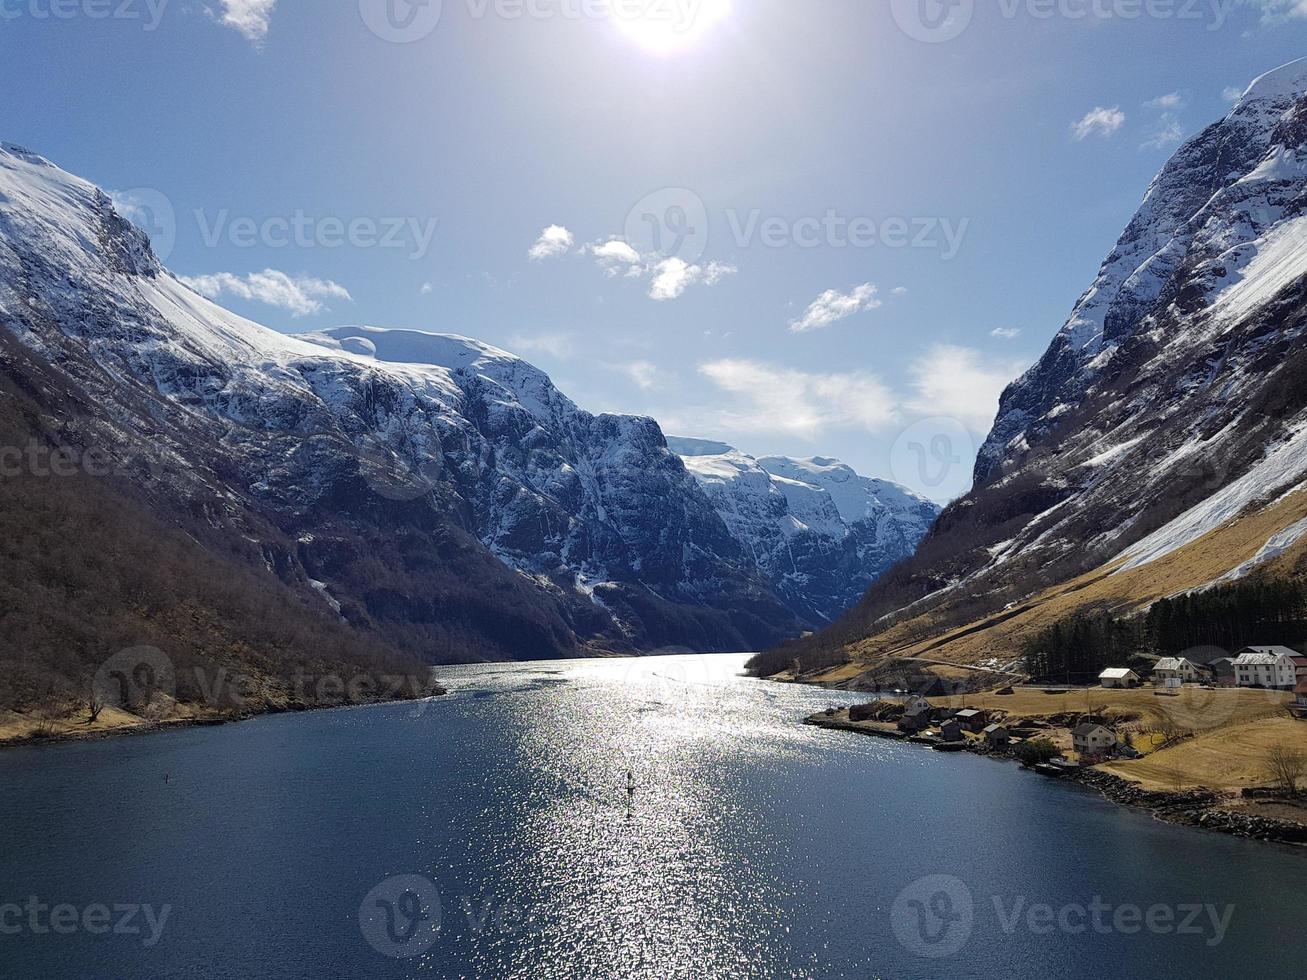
769 59 1307 674
0 141 808 660
668 438 939 623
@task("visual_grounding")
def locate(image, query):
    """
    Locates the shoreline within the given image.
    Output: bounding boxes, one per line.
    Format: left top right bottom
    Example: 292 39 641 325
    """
0 691 449 752
805 711 1307 849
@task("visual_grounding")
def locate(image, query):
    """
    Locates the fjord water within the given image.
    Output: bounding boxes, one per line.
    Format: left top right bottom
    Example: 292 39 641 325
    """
1 656 1301 979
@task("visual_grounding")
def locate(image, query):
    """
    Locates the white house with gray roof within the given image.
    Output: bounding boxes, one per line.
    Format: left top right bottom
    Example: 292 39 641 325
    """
1152 657 1204 687
1233 647 1299 690
1098 668 1141 689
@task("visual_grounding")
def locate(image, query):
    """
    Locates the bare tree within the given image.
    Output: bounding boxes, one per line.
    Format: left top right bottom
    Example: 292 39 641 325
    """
87 689 104 725
1266 745 1306 796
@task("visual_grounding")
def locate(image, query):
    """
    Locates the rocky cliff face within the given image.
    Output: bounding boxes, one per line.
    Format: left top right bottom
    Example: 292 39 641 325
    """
0 141 805 661
668 439 939 624
768 59 1307 673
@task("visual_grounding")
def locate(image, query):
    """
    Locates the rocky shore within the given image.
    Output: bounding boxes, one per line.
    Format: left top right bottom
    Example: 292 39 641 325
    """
806 709 1307 848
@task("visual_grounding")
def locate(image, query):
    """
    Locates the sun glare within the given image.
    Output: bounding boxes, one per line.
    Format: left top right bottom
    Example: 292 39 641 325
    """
610 0 733 55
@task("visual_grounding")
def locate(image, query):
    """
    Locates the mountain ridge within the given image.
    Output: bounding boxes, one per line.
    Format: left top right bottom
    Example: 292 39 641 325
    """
0 141 808 664
757 58 1307 679
668 438 940 624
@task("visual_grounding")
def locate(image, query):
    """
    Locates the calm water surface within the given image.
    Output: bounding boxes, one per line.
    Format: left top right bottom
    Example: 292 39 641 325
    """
1 654 1303 978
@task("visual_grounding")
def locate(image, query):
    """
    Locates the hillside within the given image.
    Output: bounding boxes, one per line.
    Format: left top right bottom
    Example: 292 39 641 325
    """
668 438 939 623
754 59 1307 680
0 140 814 676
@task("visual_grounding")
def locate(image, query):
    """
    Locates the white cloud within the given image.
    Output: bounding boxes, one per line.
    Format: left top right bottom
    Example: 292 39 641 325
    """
908 344 1026 432
506 332 575 359
789 283 881 334
1145 92 1185 111
990 327 1021 340
589 238 642 269
420 282 433 295
1141 114 1184 151
892 286 908 296
1247 0 1307 23
528 225 575 261
544 229 734 301
698 359 898 436
648 257 735 301
180 269 350 317
1071 106 1126 141
212 0 277 43
622 361 663 391
1222 86 1245 103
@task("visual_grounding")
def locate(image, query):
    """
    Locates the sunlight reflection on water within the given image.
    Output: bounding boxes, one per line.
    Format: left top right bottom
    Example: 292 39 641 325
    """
5 654 1302 980
427 655 862 978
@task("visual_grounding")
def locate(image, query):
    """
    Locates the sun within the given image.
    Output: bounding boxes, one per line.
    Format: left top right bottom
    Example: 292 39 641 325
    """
609 0 733 55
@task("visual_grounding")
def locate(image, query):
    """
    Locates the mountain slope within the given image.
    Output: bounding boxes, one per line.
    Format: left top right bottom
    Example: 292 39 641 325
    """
668 438 940 623
757 59 1307 677
0 141 805 665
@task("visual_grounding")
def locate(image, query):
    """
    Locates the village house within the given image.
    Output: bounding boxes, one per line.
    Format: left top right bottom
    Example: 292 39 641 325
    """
1098 668 1141 689
1233 647 1299 690
953 708 988 733
897 702 933 735
1152 657 1204 688
1295 677 1307 719
1072 723 1118 760
983 724 1010 748
938 719 964 743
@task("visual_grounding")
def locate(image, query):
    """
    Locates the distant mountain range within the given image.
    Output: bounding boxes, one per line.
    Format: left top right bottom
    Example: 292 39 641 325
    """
0 139 935 702
760 58 1307 680
668 438 939 624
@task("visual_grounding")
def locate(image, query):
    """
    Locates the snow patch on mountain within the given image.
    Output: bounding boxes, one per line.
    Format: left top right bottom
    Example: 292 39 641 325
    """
668 438 940 621
0 140 807 655
1115 416 1307 573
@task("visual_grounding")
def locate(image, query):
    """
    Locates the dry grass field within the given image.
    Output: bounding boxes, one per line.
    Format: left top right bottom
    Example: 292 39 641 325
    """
1100 716 1307 791
933 686 1292 733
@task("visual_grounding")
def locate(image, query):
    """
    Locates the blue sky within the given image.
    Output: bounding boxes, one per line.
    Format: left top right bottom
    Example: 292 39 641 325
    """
1 1 1305 501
